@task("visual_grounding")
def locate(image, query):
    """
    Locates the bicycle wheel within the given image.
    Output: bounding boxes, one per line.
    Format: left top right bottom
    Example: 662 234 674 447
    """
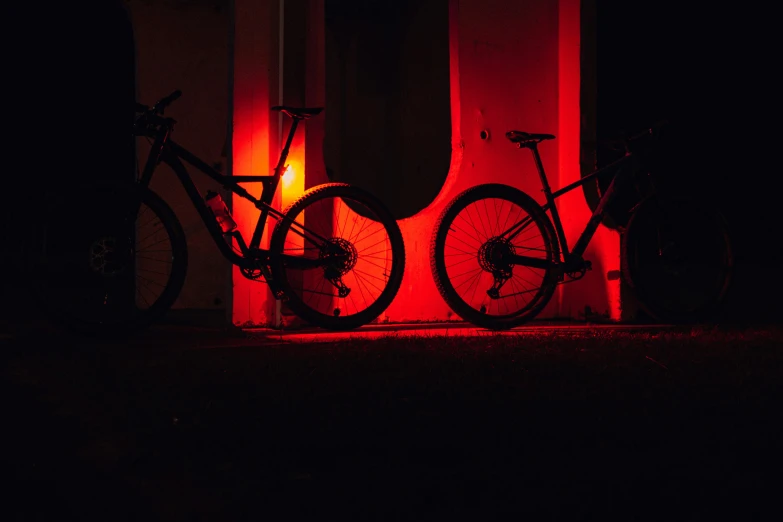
430 184 560 330
269 183 405 330
29 182 188 336
621 195 733 323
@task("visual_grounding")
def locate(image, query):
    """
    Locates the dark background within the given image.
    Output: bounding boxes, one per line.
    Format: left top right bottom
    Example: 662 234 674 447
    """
6 1 135 323
4 0 778 323
596 1 780 321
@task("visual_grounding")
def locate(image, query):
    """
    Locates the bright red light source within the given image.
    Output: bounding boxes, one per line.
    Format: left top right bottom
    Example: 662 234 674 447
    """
282 164 294 188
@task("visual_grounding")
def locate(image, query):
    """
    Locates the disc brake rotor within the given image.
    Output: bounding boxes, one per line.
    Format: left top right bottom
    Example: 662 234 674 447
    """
88 236 132 276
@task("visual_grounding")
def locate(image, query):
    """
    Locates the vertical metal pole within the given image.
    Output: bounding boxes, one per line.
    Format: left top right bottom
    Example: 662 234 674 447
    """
274 0 285 328
226 0 235 327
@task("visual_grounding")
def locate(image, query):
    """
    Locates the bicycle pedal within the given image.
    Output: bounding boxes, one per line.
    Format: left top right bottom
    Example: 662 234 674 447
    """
607 270 621 281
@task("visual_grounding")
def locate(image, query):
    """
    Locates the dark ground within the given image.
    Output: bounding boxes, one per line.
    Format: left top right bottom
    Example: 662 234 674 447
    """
3 325 782 521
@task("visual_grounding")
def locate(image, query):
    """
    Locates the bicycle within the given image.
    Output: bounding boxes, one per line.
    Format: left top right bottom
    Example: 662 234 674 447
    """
430 123 732 329
31 90 405 335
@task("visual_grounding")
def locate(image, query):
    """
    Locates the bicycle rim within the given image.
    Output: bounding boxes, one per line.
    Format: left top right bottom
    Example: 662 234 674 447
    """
430 184 559 330
31 182 188 336
622 196 733 323
270 183 405 330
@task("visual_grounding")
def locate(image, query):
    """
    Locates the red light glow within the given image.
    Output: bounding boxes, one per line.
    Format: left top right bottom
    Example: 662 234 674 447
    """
231 0 619 326
281 148 305 254
281 165 294 189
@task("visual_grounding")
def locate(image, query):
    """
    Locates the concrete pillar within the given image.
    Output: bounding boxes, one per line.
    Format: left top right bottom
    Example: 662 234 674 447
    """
232 0 327 327
231 0 280 326
231 0 617 326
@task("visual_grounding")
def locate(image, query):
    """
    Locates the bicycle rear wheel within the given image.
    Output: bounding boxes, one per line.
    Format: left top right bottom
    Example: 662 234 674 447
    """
430 184 560 330
621 195 733 323
269 183 405 330
29 182 188 336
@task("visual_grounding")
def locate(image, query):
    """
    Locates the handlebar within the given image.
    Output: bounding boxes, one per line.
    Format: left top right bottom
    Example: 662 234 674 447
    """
628 119 668 142
135 89 182 115
155 89 182 113
134 90 182 137
598 119 669 152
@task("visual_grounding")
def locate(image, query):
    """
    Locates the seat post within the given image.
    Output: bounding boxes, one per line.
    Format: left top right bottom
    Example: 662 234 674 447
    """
275 117 300 174
529 143 553 196
529 142 570 257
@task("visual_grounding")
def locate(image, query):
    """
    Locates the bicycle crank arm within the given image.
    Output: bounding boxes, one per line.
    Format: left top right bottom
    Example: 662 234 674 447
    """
279 253 352 271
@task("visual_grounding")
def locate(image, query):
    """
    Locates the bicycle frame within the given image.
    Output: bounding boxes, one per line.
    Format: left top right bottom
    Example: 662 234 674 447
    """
500 142 637 271
136 117 324 274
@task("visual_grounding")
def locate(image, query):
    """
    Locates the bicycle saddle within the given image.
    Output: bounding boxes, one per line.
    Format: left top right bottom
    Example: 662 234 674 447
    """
506 130 556 144
271 106 323 119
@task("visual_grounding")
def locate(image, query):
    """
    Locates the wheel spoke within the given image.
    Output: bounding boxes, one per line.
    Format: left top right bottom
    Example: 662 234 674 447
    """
34 184 185 335
432 187 558 329
270 185 403 329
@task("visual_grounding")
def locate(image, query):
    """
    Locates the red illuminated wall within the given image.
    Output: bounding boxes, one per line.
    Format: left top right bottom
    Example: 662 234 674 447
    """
556 0 620 320
231 0 278 326
232 0 619 326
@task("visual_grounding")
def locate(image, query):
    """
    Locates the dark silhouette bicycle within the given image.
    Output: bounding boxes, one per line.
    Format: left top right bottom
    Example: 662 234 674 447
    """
32 90 405 335
430 122 732 329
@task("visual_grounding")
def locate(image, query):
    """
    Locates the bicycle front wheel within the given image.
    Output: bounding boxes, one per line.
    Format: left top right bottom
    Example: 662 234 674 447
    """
29 182 188 336
621 195 733 323
430 184 560 330
269 183 405 330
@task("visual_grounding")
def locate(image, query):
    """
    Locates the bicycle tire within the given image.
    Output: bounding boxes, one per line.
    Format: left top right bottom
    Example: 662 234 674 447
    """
621 195 733 323
430 184 560 330
269 183 405 330
29 181 188 337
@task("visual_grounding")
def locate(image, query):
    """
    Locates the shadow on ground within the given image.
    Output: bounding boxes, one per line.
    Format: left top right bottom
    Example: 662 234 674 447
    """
3 327 782 520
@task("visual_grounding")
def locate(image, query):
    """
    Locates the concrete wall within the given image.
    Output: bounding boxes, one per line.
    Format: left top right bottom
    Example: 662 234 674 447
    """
323 0 451 220
383 0 617 323
231 0 617 326
230 0 281 326
128 0 232 311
